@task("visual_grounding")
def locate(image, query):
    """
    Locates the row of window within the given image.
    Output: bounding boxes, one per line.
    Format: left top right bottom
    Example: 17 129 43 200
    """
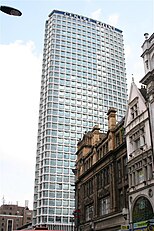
48 62 125 74
39 190 75 204
41 103 126 117
39 166 75 175
52 60 97 68
50 55 125 69
42 135 79 144
45 93 126 104
47 103 126 111
41 129 86 140
38 174 74 184
45 78 126 92
49 47 124 60
34 215 71 224
49 46 124 61
99 159 126 186
47 52 124 70
41 181 74 190
46 111 102 119
84 187 128 220
45 96 126 106
43 143 76 152
41 207 73 215
129 157 153 186
50 36 123 52
41 136 77 145
40 159 74 168
45 95 126 106
49 63 125 74
85 196 110 221
41 141 76 152
51 55 97 63
51 14 123 36
47 103 103 111
40 151 76 159
50 18 123 41
53 29 123 41
46 81 126 94
46 72 125 83
42 99 122 110
40 99 127 113
129 164 153 186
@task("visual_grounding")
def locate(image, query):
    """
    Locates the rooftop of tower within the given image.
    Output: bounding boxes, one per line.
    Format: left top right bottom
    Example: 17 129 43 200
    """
48 9 123 34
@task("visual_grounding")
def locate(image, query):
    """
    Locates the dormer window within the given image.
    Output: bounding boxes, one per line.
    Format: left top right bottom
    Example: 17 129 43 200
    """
131 103 138 119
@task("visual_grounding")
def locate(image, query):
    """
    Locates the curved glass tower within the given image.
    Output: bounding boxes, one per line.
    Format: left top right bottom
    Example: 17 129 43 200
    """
33 10 127 230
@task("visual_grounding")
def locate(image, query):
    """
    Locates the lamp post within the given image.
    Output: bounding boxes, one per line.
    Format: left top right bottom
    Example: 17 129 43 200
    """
0 5 22 16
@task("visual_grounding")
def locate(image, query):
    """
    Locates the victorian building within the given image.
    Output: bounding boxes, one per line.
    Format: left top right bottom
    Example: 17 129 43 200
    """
0 204 32 231
124 33 154 230
140 32 154 154
74 108 129 231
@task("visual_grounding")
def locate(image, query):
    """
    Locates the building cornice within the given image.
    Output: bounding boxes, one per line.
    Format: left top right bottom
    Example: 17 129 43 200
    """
141 42 154 58
0 214 23 218
140 69 154 85
128 182 154 196
125 109 149 133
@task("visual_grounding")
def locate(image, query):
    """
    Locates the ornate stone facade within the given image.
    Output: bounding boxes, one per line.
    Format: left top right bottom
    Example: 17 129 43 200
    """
124 33 154 230
74 108 129 231
0 204 32 231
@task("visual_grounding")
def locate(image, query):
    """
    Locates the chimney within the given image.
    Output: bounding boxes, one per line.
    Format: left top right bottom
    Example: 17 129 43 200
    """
25 200 29 208
107 107 117 131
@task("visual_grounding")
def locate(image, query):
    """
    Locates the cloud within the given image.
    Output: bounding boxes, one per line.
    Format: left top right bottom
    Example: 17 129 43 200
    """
91 8 102 20
108 13 119 27
0 41 42 208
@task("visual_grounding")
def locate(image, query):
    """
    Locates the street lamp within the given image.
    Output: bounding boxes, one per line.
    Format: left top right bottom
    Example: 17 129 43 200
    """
0 5 22 16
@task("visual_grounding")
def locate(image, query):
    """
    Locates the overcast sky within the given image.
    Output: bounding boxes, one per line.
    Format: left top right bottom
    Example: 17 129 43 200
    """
0 0 153 209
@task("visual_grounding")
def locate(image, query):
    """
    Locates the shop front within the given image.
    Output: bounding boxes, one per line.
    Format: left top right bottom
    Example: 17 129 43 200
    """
133 220 154 230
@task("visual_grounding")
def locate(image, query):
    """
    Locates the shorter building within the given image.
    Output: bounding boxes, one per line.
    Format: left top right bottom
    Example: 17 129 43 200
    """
74 108 129 231
124 33 154 231
0 204 32 231
125 81 154 230
140 32 154 154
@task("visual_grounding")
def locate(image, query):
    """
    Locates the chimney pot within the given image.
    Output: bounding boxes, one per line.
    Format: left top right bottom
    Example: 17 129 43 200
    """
144 33 149 40
107 107 116 130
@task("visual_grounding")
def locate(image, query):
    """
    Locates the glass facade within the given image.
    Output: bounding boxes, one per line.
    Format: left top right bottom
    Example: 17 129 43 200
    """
33 10 127 230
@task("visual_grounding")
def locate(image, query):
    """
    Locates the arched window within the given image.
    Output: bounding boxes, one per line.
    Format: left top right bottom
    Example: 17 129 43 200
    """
132 196 154 223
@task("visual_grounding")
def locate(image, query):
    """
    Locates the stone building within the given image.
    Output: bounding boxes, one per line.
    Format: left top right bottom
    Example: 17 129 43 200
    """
0 204 32 231
124 33 154 230
74 108 129 231
140 32 154 154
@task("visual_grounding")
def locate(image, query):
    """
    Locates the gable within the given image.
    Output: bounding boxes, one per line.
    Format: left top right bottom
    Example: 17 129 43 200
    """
124 82 147 127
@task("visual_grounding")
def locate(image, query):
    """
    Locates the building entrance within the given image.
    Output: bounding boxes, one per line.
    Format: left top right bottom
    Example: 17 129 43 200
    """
132 196 154 230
